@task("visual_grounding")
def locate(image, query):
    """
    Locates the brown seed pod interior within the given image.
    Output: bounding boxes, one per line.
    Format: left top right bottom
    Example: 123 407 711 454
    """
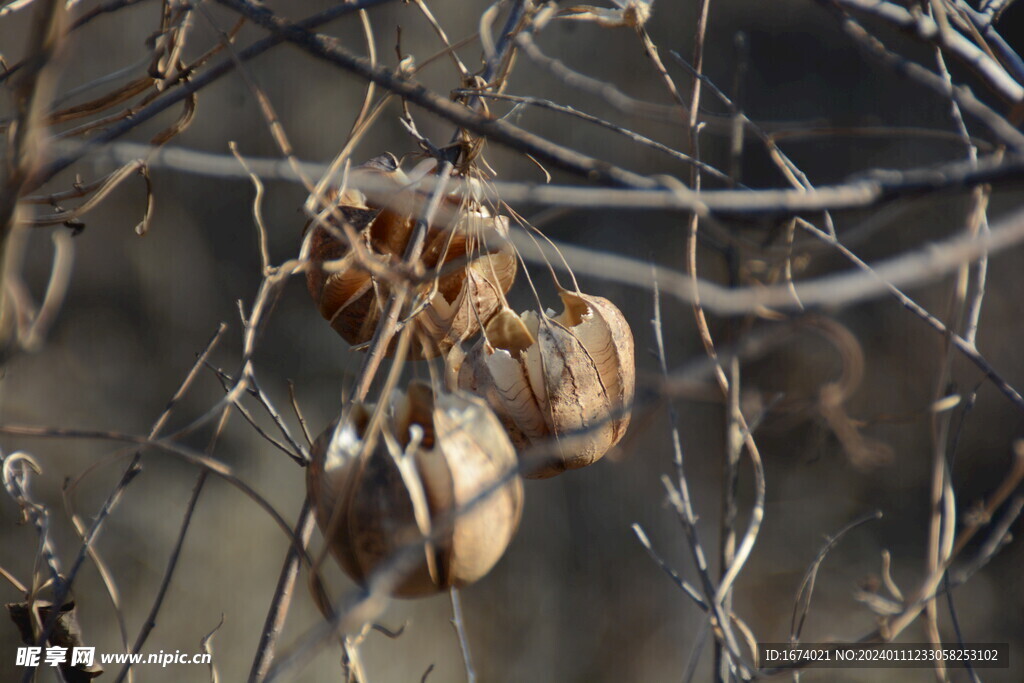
304 157 516 358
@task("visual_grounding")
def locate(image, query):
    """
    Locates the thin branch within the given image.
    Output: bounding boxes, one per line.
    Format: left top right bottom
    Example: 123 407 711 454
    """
115 406 233 683
450 90 737 183
287 381 313 448
449 588 476 683
824 0 1024 102
790 511 883 642
230 142 271 273
952 494 1024 583
210 0 657 189
0 424 309 562
832 8 1024 151
32 0 403 189
248 503 317 683
631 523 709 610
57 138 1024 217
207 364 303 464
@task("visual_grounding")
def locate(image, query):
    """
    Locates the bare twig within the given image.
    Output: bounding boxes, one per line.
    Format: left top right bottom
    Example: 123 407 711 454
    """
832 9 1024 150
248 504 317 683
0 0 66 357
449 588 476 683
59 138 1024 217
790 511 883 642
824 0 1023 102
449 90 736 183
33 0 402 189
0 424 309 560
210 0 657 188
115 406 233 683
230 142 271 274
631 523 709 610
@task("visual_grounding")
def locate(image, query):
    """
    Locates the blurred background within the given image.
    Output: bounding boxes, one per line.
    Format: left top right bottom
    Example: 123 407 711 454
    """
1 0 1023 680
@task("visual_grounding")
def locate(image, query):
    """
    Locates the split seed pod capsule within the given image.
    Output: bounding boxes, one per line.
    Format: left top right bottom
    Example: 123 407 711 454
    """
307 382 524 597
304 154 516 358
454 290 635 478
415 207 517 354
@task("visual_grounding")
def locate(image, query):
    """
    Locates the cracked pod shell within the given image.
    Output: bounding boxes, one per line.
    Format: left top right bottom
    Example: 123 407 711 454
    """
305 155 516 358
454 290 634 478
307 382 524 597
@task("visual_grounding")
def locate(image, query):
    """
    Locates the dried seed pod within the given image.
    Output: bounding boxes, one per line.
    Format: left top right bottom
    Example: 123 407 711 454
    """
307 382 524 597
416 208 517 353
455 290 635 478
304 155 516 358
305 154 401 347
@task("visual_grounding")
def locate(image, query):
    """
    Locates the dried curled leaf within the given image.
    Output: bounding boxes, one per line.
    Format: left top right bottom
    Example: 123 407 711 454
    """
455 290 635 478
7 600 103 681
307 382 524 597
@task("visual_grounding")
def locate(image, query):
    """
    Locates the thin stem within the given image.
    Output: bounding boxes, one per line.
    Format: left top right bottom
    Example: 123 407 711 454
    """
116 406 233 683
248 503 317 683
450 588 476 683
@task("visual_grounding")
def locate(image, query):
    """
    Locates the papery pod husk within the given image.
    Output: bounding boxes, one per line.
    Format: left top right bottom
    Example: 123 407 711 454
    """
416 212 517 355
304 156 516 359
455 290 635 478
557 290 635 443
305 205 387 347
306 382 524 597
304 157 396 348
305 406 370 588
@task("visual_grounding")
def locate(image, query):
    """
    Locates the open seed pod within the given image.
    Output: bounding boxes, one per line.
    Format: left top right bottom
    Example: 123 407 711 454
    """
415 208 517 353
453 290 635 478
307 382 524 598
304 154 516 358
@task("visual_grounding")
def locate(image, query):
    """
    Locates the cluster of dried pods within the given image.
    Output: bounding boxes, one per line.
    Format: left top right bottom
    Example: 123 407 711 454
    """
304 154 635 597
